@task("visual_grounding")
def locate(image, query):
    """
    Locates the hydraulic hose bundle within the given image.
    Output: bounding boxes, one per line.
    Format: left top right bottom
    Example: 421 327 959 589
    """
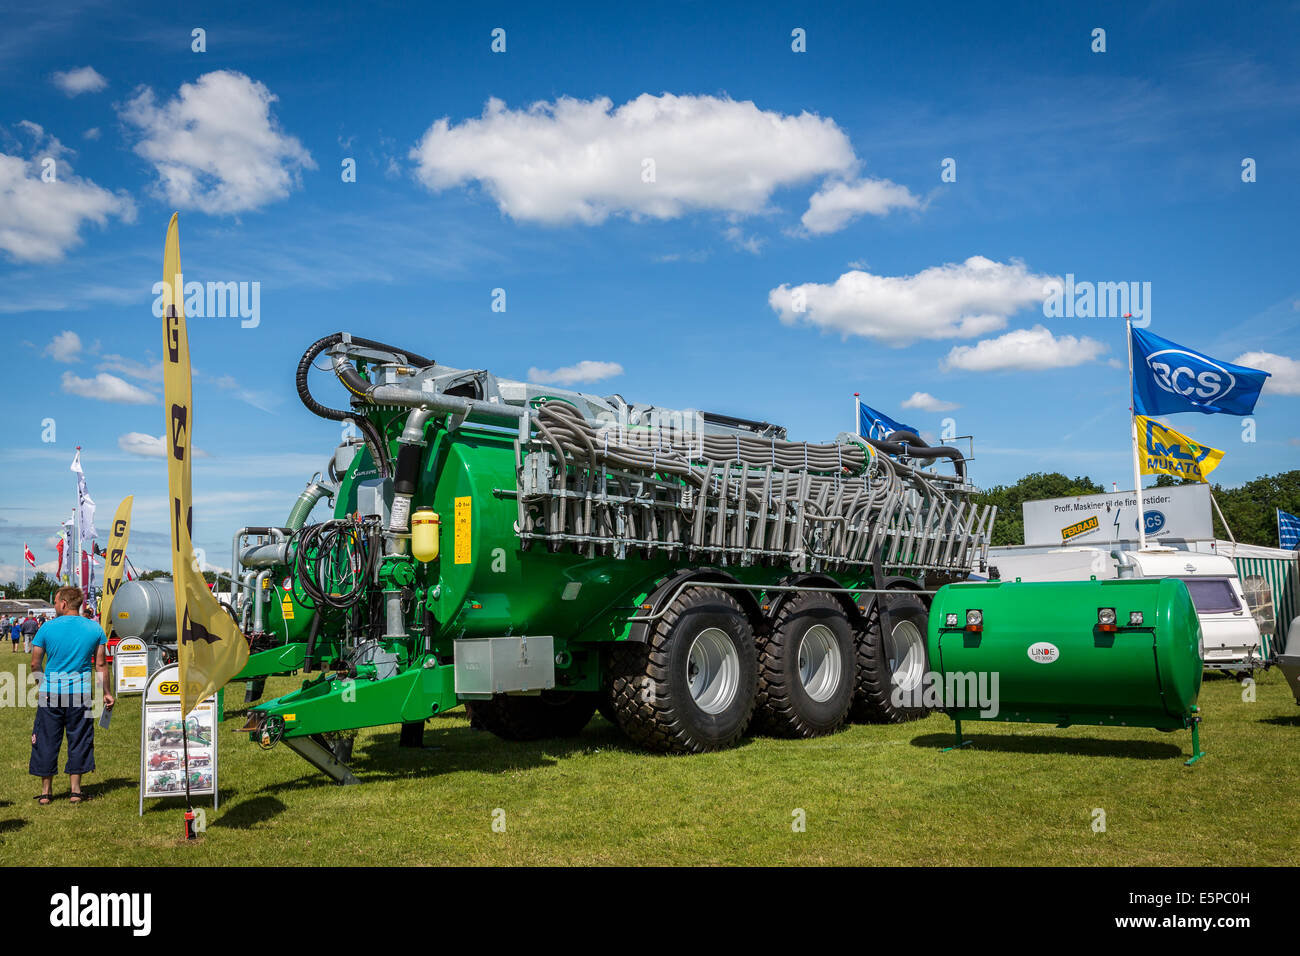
519 400 993 573
291 517 380 610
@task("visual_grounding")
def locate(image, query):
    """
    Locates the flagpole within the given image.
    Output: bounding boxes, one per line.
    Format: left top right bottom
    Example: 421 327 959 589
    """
1126 315 1147 551
74 447 83 591
853 393 862 439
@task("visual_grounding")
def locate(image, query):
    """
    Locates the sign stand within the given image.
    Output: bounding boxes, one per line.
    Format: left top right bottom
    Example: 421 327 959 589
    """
114 637 150 696
139 663 218 816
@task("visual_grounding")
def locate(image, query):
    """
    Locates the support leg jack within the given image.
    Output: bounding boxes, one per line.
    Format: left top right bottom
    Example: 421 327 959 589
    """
942 719 973 753
1184 716 1205 766
285 734 360 784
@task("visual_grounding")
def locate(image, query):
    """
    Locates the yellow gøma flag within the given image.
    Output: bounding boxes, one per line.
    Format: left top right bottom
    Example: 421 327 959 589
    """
1136 415 1225 483
99 496 133 635
161 213 249 716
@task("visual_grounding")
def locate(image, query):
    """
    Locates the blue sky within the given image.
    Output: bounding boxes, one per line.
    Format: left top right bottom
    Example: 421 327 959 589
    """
2 0 1298 580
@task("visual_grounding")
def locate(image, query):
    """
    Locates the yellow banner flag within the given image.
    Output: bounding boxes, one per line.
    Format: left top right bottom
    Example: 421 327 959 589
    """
1136 415 1225 483
161 213 249 715
99 496 133 635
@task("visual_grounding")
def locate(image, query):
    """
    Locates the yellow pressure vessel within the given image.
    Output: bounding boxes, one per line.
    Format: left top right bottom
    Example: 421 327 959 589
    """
412 508 441 563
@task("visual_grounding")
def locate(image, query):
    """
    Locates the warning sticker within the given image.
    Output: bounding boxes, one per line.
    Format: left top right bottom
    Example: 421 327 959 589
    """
454 496 471 564
281 595 294 620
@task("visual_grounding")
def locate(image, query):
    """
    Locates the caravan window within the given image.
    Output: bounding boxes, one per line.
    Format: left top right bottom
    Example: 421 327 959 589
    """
1176 577 1240 614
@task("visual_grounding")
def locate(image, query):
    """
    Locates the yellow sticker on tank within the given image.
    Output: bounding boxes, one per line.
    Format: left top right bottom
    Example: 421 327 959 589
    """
454 496 471 564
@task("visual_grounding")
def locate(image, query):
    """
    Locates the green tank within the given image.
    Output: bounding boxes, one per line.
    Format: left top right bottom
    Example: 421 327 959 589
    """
232 332 999 780
927 578 1205 762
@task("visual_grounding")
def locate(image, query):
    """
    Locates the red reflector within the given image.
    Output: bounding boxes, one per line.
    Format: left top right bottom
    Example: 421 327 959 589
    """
1098 623 1117 632
965 624 982 633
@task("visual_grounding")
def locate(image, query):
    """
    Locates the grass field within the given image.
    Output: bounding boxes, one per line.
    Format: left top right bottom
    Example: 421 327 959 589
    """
2 651 1297 866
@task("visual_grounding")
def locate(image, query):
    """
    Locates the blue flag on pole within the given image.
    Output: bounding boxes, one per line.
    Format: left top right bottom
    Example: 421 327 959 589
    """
1279 510 1300 550
1131 327 1270 416
858 401 917 441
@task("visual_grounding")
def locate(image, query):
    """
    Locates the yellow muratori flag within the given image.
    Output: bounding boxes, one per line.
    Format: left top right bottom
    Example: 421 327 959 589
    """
1136 414 1225 483
161 213 249 716
99 496 133 635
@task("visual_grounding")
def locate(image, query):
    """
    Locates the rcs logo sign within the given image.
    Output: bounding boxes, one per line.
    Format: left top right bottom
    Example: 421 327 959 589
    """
1145 349 1236 403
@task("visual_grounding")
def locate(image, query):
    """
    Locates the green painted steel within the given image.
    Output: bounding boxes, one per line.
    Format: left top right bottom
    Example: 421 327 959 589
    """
245 417 879 741
928 578 1203 731
241 375 906 754
256 660 460 738
237 642 307 679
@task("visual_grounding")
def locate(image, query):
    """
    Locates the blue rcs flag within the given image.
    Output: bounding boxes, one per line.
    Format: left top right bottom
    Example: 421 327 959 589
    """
858 401 918 441
1279 510 1300 551
1131 327 1270 416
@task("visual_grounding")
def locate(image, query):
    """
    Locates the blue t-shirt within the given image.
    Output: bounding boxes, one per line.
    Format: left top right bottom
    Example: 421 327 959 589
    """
34 615 106 697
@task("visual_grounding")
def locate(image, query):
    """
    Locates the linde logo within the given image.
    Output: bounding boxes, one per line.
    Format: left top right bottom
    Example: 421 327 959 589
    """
1027 642 1059 664
1145 349 1236 402
49 886 151 936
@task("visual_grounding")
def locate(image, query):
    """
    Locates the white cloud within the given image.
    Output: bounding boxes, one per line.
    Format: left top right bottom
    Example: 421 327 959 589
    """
52 66 107 96
44 330 83 362
97 353 162 383
770 256 1058 345
208 372 282 412
900 391 960 413
410 94 856 225
723 225 765 254
800 177 920 234
118 432 208 458
60 370 155 404
942 325 1107 372
527 360 624 386
1233 351 1300 396
0 148 134 263
83 127 101 141
120 70 315 214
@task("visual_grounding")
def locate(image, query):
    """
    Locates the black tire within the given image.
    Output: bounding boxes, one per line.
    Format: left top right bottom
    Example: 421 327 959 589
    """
595 687 620 727
850 594 931 723
464 690 597 741
608 586 757 753
754 592 855 737
243 676 267 704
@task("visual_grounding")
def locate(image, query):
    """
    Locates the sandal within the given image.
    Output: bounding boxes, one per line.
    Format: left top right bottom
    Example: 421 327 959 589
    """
68 791 84 804
34 794 52 805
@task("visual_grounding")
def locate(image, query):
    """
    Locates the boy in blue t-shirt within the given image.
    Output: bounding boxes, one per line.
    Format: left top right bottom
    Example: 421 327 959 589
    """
30 587 112 804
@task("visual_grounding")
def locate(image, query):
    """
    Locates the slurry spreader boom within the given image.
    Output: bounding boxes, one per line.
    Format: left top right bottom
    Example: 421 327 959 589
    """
220 332 996 780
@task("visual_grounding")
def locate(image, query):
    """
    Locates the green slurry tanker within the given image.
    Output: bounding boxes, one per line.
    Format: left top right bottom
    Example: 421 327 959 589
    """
221 333 996 781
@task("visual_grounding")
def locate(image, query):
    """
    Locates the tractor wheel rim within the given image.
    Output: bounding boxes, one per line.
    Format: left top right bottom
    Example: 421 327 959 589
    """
797 624 842 703
686 627 740 715
886 619 925 693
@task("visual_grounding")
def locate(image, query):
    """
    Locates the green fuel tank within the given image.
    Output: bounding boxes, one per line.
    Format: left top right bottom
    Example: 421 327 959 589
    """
927 578 1203 731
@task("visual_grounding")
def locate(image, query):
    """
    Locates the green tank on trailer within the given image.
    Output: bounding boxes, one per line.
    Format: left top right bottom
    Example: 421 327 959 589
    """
926 578 1206 764
228 332 999 781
